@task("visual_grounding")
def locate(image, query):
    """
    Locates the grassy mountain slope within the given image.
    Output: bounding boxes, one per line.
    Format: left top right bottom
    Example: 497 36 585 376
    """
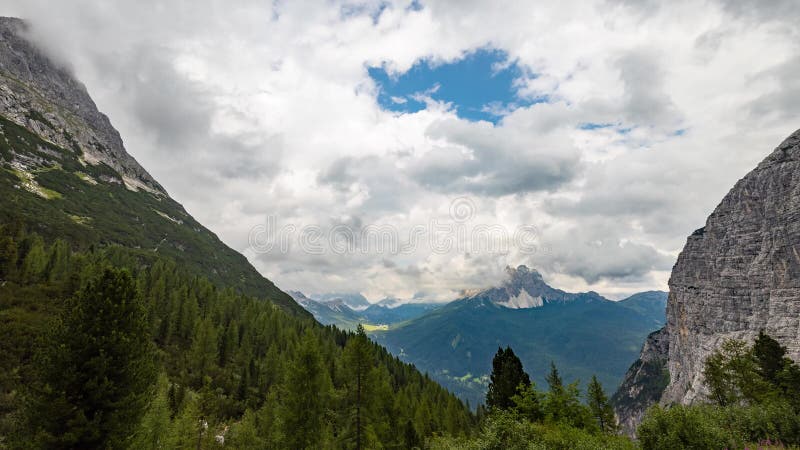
0 113 305 316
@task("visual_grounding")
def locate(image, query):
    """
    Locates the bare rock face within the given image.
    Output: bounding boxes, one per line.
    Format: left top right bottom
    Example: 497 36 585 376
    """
0 17 164 194
614 128 800 432
662 128 800 404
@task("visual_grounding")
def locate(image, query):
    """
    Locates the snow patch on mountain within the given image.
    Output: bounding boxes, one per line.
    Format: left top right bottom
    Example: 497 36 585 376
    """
495 289 544 309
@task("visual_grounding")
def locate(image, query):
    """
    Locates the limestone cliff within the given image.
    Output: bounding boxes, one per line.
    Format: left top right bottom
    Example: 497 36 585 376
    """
662 128 800 404
613 128 800 430
0 17 164 194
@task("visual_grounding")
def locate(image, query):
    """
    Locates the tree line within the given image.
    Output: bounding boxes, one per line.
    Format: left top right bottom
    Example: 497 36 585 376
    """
429 346 636 449
638 330 800 449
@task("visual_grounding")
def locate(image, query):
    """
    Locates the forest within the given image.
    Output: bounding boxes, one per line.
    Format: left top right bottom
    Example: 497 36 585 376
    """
0 222 472 448
4 221 800 449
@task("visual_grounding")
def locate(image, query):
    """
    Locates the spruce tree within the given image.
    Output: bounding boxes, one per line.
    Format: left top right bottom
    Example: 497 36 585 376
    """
587 375 617 433
27 267 157 448
486 346 531 410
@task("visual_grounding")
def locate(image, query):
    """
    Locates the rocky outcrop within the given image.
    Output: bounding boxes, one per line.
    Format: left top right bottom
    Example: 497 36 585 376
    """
611 327 669 436
0 17 164 194
614 128 800 431
662 128 800 405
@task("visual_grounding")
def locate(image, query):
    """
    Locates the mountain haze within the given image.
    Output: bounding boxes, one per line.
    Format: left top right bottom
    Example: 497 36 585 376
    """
291 291 441 330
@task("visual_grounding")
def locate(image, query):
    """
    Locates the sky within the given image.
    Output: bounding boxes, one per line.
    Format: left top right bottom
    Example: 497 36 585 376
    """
3 0 798 302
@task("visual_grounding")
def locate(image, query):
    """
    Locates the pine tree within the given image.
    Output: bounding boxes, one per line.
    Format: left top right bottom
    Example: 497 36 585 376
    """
343 324 374 450
282 331 332 449
587 375 617 433
486 347 531 410
26 267 157 448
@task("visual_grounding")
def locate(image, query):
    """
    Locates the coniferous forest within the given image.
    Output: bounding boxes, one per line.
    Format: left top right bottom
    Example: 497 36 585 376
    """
0 223 473 448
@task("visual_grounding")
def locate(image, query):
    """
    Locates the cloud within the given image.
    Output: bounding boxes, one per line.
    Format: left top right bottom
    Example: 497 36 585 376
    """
616 50 681 128
748 56 800 122
1 0 797 301
410 117 582 196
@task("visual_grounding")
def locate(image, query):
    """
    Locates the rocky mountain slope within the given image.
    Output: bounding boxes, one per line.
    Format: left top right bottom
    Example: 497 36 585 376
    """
614 127 800 431
610 327 669 436
373 265 667 407
0 17 305 316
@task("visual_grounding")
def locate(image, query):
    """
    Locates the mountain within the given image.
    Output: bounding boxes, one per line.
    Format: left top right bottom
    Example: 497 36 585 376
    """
292 291 441 330
372 265 667 407
0 18 474 446
289 291 364 329
613 127 800 432
610 327 669 435
617 291 669 329
314 292 371 310
0 17 304 316
361 302 441 325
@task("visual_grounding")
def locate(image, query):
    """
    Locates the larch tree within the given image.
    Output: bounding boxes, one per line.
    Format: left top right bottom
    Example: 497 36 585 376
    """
587 375 617 433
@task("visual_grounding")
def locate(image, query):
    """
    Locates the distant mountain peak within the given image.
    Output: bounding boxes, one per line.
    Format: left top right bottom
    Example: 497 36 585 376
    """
505 264 539 278
463 265 590 309
313 292 370 310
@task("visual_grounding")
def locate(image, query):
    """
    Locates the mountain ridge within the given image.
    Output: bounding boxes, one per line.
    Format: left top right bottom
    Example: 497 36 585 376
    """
0 17 306 316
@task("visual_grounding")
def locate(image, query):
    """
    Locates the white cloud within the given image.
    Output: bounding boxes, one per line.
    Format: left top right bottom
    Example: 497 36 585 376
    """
1 0 797 301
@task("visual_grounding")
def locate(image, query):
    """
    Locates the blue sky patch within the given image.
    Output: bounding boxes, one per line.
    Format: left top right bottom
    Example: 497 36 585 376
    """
578 122 614 130
368 48 539 124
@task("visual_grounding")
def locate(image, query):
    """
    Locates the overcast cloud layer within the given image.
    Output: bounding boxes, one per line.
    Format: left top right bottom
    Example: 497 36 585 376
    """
3 0 798 301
